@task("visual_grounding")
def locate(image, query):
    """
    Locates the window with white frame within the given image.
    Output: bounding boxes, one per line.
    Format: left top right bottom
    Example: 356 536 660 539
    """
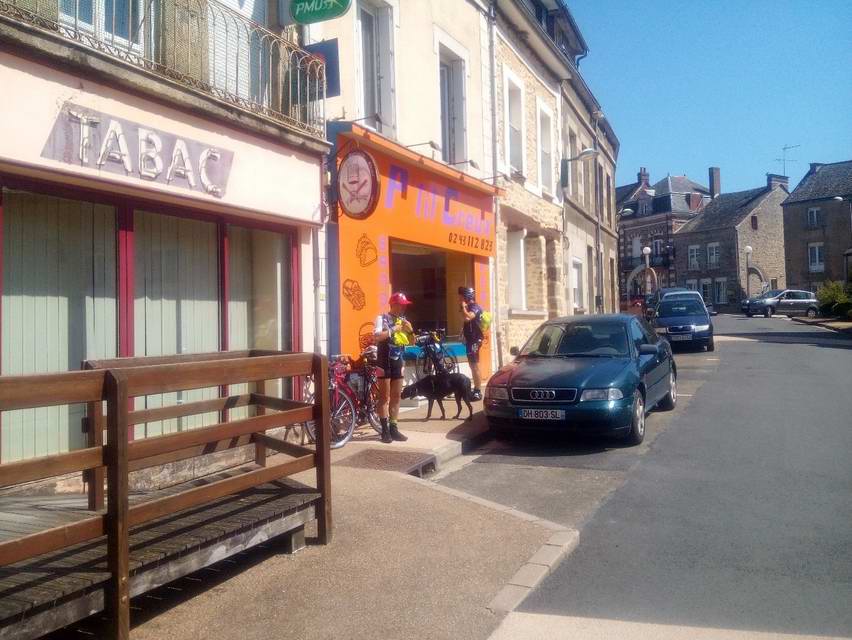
567 130 577 196
807 207 820 228
537 103 553 194
808 242 825 272
504 71 524 174
438 43 465 165
700 279 712 303
572 258 584 311
652 239 663 256
714 278 727 305
688 245 700 270
631 236 641 258
359 3 396 137
686 279 697 291
507 229 527 309
707 242 720 269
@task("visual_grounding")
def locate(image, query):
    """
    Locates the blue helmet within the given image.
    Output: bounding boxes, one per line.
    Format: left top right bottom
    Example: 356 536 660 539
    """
458 286 475 301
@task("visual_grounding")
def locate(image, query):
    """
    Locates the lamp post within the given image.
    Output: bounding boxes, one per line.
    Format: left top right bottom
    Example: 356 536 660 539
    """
745 245 753 299
642 246 652 294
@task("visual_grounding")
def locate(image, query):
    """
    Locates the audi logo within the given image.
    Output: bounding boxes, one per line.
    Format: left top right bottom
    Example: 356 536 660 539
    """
529 389 557 400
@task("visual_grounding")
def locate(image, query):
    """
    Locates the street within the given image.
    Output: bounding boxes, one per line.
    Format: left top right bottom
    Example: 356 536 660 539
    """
439 315 852 639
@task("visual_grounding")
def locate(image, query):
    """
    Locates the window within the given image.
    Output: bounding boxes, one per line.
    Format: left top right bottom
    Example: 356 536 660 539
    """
700 279 712 303
507 229 527 309
439 45 465 165
587 245 595 310
807 207 820 228
568 130 577 196
504 71 524 174
632 237 641 258
770 278 778 289
751 215 758 230
686 279 697 291
707 243 720 269
606 174 613 226
537 104 553 194
359 4 396 137
629 319 649 352
808 242 825 272
688 245 700 270
714 278 727 305
572 258 584 311
652 239 663 256
639 200 648 215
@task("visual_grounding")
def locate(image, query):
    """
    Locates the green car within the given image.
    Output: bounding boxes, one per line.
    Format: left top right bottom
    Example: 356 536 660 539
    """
485 314 677 445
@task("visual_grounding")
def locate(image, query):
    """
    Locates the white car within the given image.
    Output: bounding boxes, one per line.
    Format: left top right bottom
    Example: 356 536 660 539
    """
659 290 716 315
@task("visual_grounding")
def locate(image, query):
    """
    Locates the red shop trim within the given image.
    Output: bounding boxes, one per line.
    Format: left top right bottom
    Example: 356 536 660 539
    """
0 185 4 461
116 205 135 440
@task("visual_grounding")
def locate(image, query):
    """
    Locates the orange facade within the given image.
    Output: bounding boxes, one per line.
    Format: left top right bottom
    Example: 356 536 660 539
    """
334 126 497 375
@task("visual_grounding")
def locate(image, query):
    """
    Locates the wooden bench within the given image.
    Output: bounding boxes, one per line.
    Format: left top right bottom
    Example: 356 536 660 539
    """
0 351 330 640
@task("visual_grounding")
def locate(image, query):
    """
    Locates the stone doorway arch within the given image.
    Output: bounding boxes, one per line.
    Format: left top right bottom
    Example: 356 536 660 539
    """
624 263 658 295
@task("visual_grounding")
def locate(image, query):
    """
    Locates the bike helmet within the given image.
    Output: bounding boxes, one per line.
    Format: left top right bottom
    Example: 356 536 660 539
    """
389 291 413 306
457 286 475 301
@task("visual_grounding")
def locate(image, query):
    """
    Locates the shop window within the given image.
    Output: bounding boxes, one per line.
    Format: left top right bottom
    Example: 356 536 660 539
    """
507 230 527 310
359 2 396 137
537 103 553 194
439 45 466 165
504 70 524 174
134 212 220 438
1 190 117 462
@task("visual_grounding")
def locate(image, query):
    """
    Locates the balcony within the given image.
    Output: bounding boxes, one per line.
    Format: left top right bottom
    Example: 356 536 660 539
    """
0 0 326 139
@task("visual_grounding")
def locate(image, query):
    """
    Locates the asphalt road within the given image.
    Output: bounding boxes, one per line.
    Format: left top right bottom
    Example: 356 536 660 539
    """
439 315 852 639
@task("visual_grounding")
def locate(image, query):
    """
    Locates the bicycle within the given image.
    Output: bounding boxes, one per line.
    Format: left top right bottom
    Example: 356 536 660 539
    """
414 329 459 378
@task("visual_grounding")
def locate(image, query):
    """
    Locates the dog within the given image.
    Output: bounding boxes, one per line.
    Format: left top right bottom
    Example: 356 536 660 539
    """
401 373 474 420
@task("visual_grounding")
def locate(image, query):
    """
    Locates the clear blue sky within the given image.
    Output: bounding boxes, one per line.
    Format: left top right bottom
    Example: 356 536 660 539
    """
569 0 852 193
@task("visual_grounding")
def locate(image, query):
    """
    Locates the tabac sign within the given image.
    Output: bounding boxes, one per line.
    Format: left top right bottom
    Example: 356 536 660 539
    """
42 102 234 198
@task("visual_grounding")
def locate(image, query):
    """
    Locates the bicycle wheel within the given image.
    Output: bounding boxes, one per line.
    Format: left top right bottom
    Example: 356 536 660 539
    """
441 348 459 374
416 350 432 378
305 387 357 449
367 379 382 433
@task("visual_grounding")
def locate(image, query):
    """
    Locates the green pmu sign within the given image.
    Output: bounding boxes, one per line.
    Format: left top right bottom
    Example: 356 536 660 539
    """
290 0 352 24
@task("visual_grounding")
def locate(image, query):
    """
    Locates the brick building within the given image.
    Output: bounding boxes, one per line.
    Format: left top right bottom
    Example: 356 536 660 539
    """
782 160 852 291
616 168 711 297
673 173 789 310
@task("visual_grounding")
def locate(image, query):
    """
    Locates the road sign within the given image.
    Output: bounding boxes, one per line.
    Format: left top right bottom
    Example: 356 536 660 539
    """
290 0 351 24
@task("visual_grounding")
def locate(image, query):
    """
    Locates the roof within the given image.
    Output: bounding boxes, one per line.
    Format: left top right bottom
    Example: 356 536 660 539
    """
784 160 852 204
676 187 769 233
616 181 641 205
651 175 709 196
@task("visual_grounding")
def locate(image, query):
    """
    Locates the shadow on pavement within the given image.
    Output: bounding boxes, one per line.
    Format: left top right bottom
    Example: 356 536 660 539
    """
723 330 852 349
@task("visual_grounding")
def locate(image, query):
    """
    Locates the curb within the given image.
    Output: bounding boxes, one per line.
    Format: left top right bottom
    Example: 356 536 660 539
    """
790 317 852 335
396 473 580 615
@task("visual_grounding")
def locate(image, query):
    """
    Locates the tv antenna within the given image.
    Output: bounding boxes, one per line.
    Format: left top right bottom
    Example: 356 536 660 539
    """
774 144 800 175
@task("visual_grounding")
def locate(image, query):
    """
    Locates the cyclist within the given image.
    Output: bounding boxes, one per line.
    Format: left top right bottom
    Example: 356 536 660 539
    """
373 292 413 443
458 286 484 400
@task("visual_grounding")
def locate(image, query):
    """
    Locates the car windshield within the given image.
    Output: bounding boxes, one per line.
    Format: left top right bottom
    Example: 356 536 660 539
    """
658 300 707 317
664 293 700 301
519 322 630 357
761 290 783 298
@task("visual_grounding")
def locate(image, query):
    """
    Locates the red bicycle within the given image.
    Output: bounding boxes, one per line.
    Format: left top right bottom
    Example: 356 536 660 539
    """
304 346 383 448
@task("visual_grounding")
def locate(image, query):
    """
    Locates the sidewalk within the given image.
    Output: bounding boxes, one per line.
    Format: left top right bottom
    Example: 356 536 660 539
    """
790 316 852 335
128 404 557 640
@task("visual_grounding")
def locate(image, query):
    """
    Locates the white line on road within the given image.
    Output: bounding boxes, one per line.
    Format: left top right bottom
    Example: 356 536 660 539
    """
677 394 693 397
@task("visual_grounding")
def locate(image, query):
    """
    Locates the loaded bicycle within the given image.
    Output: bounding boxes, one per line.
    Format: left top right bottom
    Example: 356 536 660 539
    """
414 328 459 378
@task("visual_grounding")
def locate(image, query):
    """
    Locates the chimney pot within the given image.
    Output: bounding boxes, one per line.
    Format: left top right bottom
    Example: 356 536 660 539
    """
709 167 721 199
638 167 649 185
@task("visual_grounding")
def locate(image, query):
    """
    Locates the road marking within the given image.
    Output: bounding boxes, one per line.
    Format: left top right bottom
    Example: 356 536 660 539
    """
677 394 693 397
705 358 720 361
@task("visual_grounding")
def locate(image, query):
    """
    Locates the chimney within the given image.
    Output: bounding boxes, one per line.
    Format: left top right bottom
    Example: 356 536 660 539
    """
638 167 649 185
709 167 721 199
766 174 789 190
809 163 824 174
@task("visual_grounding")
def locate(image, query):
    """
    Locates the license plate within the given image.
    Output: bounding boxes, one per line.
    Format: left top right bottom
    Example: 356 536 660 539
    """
670 334 692 342
518 408 564 420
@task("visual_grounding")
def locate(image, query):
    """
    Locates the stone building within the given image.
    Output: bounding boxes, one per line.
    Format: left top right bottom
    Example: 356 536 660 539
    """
493 0 619 361
616 168 711 297
782 160 852 291
673 174 789 310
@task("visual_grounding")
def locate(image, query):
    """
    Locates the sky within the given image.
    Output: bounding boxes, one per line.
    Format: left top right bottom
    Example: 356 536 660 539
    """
568 0 852 193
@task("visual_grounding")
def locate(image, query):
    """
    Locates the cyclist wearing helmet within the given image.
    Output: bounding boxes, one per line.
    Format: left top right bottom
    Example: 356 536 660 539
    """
458 286 484 401
373 292 413 443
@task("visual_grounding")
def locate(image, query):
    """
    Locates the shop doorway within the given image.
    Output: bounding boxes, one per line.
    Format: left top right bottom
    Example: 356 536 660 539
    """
389 239 474 340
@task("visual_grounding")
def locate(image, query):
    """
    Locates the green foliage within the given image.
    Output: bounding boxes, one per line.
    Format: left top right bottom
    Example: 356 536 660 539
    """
833 301 852 317
816 281 851 316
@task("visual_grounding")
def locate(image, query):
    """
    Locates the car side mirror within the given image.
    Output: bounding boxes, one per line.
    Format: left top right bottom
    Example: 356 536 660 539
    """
638 344 658 356
509 346 519 356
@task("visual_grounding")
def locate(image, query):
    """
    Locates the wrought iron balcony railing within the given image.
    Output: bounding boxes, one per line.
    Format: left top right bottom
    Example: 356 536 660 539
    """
620 254 671 271
1 0 326 139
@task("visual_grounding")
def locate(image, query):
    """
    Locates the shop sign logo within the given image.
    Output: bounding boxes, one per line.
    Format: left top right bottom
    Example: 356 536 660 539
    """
42 102 234 198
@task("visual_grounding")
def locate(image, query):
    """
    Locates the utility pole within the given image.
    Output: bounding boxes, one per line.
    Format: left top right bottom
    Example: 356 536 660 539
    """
774 144 800 176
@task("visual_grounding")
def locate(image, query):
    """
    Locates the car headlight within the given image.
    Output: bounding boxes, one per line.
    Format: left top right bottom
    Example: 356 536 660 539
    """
655 327 668 335
580 388 624 402
485 386 509 400
692 324 710 332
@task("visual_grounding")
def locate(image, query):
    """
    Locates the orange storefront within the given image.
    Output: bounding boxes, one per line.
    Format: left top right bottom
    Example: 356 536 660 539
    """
327 124 498 377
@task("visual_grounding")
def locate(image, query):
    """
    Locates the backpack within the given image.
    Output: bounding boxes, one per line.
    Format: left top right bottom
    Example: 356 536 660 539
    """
478 310 492 332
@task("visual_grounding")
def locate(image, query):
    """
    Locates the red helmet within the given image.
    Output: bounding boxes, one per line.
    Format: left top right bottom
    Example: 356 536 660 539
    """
389 291 413 306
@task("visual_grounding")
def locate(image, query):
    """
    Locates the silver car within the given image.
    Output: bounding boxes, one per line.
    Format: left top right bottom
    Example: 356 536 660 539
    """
744 289 818 318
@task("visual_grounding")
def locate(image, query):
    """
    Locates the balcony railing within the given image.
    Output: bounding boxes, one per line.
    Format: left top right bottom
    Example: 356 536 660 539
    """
621 255 671 271
1 0 326 139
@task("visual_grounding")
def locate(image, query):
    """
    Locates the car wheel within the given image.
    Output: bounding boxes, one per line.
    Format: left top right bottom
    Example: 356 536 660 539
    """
658 370 677 411
764 307 773 318
624 390 645 446
806 307 817 318
706 337 715 352
746 312 753 318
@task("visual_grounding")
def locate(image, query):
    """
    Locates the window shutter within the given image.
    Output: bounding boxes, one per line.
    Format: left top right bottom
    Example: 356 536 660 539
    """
377 5 397 138
453 59 467 165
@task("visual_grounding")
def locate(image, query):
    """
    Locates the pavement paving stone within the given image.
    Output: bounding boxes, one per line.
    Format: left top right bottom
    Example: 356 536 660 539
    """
526 543 568 569
507 563 549 589
487 584 531 615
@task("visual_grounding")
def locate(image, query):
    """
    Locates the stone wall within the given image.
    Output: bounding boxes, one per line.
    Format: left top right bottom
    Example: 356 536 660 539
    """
783 199 852 291
735 186 788 294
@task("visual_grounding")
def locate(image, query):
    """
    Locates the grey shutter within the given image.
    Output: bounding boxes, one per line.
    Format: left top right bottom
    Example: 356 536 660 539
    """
377 5 396 138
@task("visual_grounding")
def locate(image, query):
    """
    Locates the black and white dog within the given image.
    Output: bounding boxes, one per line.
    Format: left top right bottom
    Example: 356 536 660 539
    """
401 373 474 420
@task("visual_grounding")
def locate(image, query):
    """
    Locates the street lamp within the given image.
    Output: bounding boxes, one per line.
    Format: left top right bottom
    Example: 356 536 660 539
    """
642 246 652 294
745 245 754 299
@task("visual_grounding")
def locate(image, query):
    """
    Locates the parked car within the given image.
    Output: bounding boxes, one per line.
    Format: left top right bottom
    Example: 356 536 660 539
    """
484 315 677 445
659 290 717 315
743 289 818 318
644 287 688 320
652 298 715 351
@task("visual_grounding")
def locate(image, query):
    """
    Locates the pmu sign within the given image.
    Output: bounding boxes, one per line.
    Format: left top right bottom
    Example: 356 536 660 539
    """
290 0 351 24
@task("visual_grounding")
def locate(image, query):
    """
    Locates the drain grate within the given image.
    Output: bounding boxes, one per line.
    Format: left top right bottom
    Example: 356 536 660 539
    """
337 448 437 477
